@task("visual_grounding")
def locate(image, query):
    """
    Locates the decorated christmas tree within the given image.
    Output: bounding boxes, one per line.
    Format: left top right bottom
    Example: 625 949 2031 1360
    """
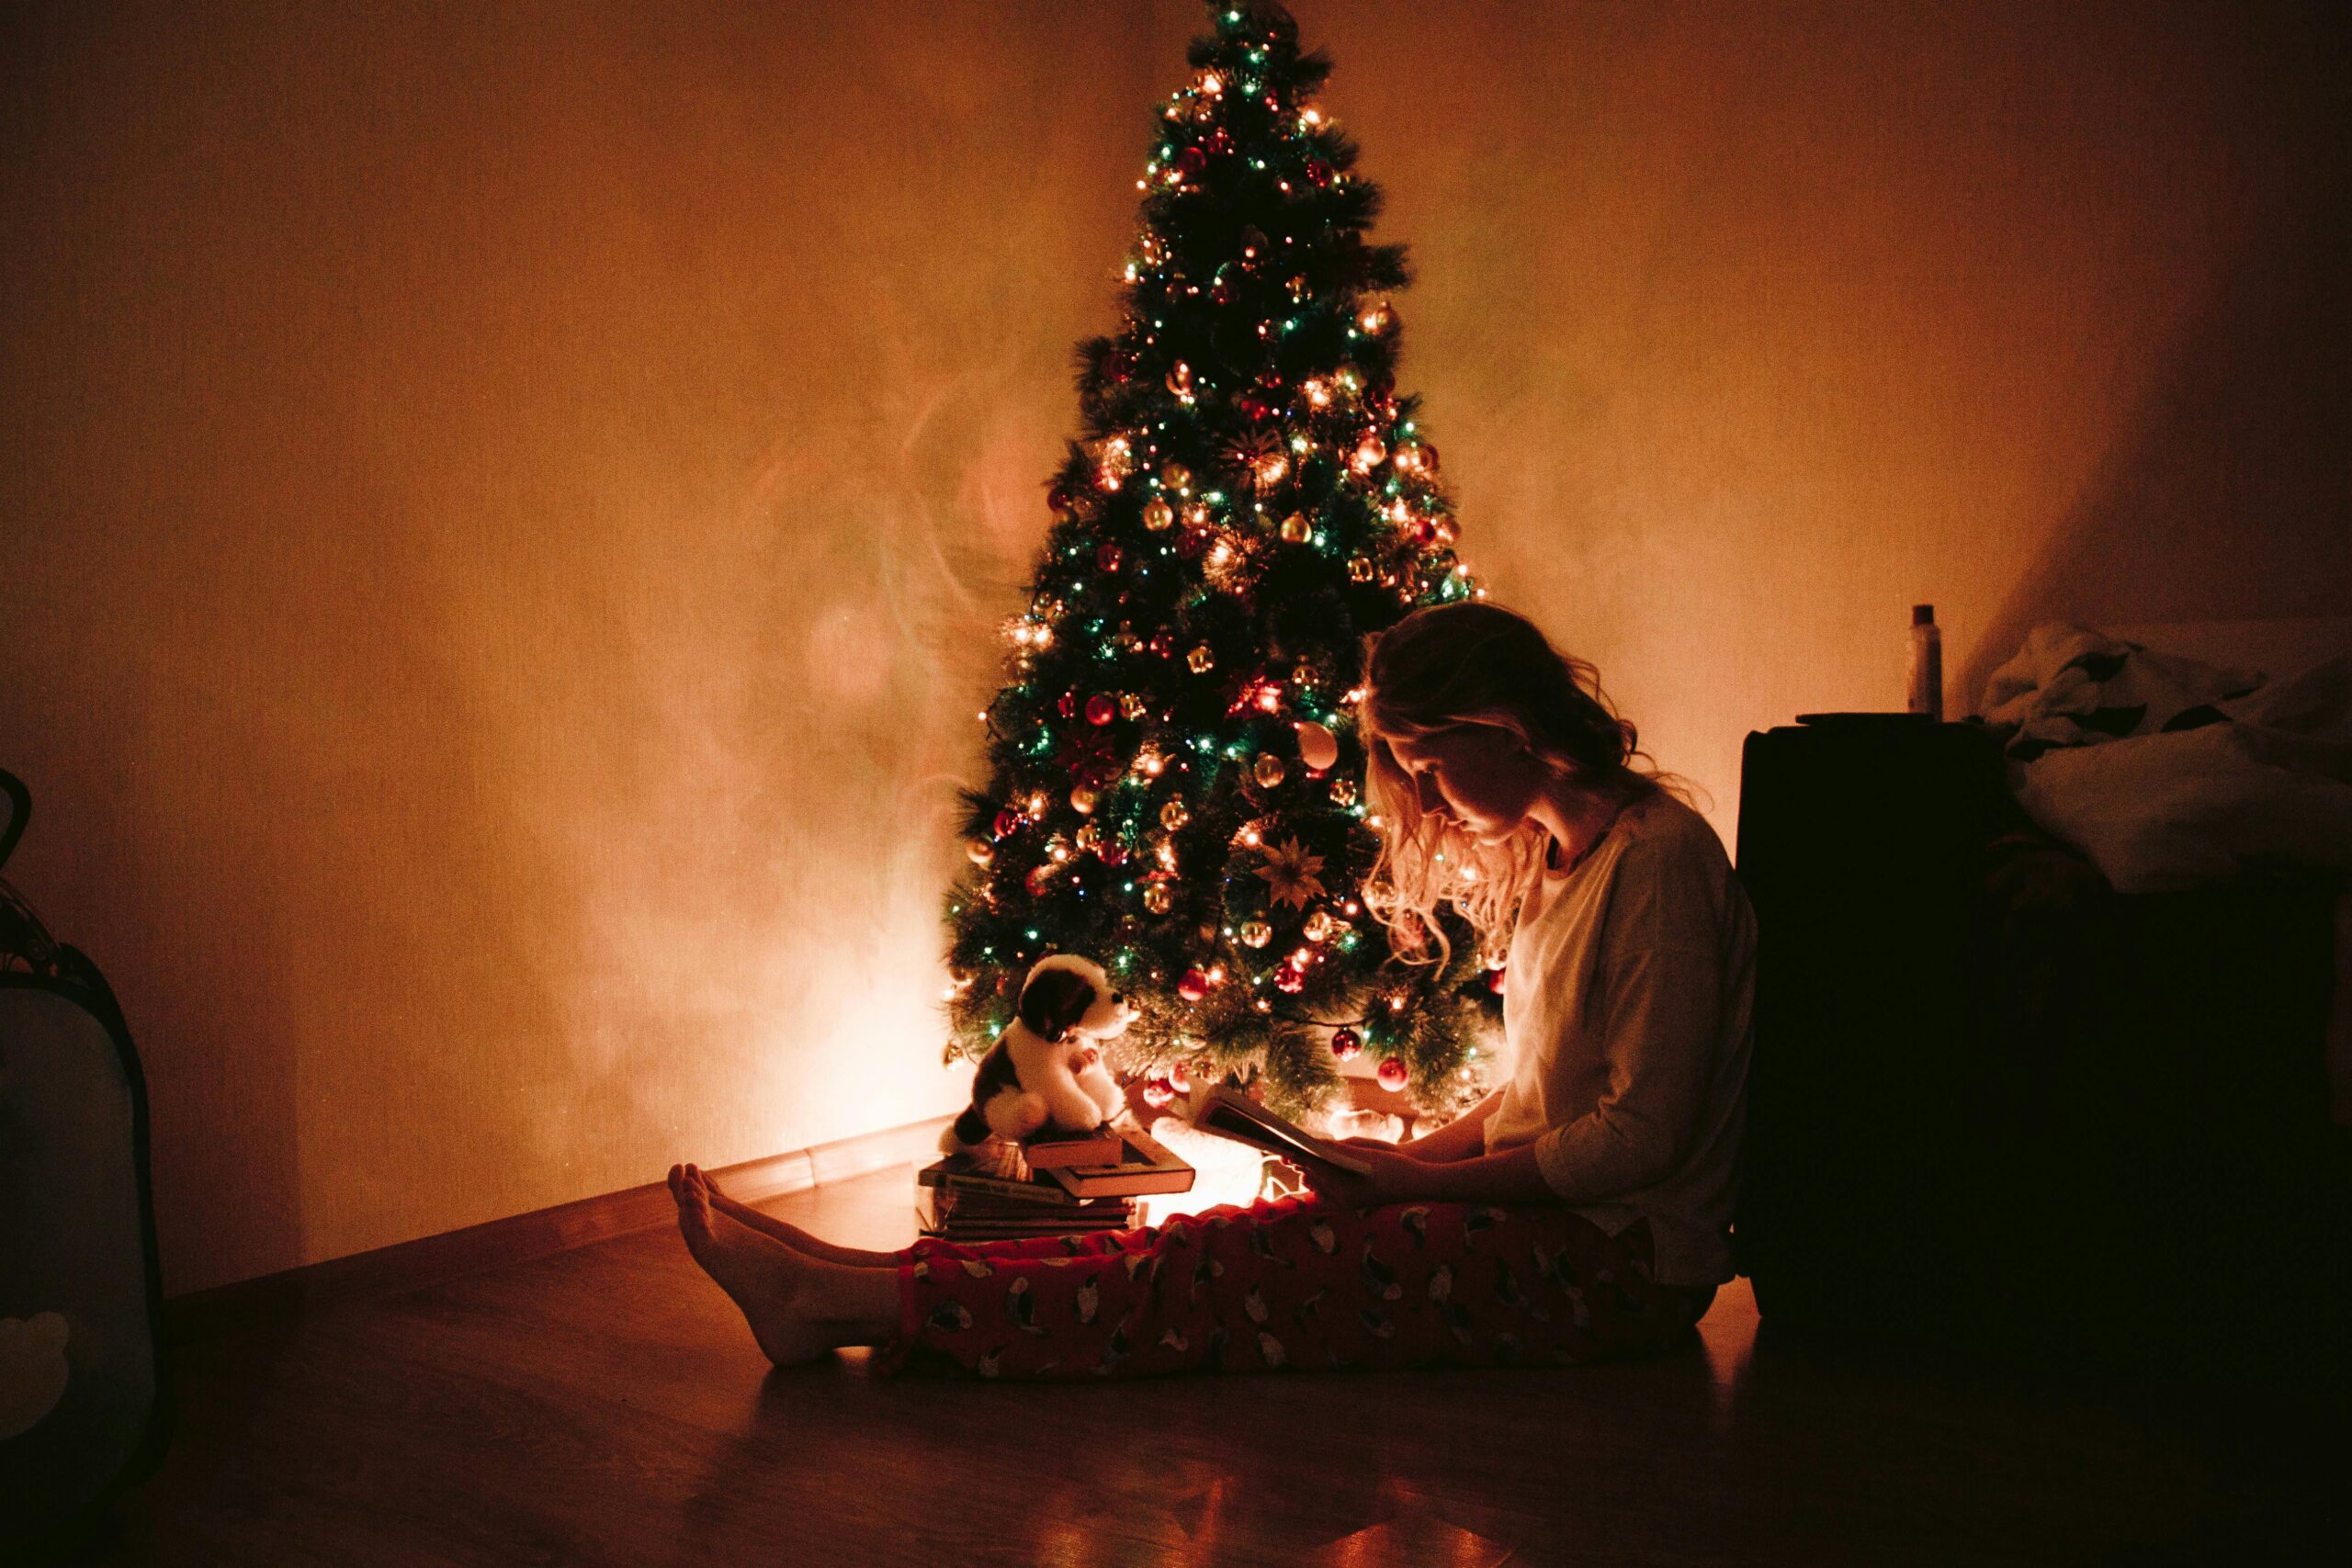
944 0 1495 1122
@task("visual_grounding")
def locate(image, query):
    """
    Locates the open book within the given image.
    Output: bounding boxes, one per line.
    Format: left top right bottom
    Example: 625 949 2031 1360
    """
1191 1086 1374 1178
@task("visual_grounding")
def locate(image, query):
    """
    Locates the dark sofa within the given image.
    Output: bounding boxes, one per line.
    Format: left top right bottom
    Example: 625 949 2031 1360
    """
1731 716 2351 1383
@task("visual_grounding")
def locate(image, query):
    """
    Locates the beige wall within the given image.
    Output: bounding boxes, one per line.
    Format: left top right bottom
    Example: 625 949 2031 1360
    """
4 2 2343 1294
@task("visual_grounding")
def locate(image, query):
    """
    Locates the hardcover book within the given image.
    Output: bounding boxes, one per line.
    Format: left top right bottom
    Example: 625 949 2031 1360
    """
1020 1131 1125 1169
914 1156 1078 1206
1192 1086 1374 1178
1043 1127 1197 1199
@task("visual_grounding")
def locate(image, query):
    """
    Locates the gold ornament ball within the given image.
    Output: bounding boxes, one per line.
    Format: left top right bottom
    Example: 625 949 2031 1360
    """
1239 919 1273 948
1295 719 1340 772
1143 882 1174 915
1279 512 1312 544
1253 752 1287 789
1187 642 1216 674
1329 776 1359 807
1159 798 1192 831
1353 434 1388 470
1075 823 1103 852
1160 462 1193 491
1292 659 1317 687
1347 555 1374 583
1119 692 1147 720
1303 909 1333 942
1069 784 1098 815
966 838 994 867
1143 497 1175 532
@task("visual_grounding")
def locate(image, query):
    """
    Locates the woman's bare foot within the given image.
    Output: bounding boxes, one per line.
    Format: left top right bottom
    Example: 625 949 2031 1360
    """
678 1165 896 1269
670 1165 853 1367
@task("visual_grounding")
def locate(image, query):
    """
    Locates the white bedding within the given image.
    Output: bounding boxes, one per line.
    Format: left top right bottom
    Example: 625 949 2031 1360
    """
1981 623 2352 1122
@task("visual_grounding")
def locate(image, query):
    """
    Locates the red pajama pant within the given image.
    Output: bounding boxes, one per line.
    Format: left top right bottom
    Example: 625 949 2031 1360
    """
875 1195 1713 1381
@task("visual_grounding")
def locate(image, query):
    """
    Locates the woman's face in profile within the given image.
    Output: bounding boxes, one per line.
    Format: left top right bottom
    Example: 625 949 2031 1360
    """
1385 724 1546 843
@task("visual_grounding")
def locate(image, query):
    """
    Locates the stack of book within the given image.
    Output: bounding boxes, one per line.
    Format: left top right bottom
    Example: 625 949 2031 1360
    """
914 1127 1194 1243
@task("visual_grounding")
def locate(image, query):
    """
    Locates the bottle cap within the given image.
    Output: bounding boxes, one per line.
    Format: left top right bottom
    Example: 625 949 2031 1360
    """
1913 604 1935 626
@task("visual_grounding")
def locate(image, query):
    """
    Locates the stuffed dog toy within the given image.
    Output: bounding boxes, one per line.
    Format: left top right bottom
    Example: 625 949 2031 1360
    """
944 953 1134 1154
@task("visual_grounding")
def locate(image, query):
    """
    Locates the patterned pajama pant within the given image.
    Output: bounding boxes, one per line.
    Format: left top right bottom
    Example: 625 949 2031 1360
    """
874 1195 1715 1380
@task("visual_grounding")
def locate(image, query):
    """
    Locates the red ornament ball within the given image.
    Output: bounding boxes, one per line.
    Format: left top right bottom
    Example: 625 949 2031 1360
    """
1025 864 1057 896
1306 159 1333 187
1085 694 1118 727
1376 1055 1409 1092
992 808 1023 840
1177 968 1212 1002
1329 1027 1363 1062
1096 542 1124 573
1097 839 1129 867
1057 690 1079 719
1047 483 1073 518
1176 145 1207 178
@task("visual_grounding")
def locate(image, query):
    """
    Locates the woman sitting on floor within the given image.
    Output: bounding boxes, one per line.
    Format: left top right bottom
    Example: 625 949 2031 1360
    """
669 600 1757 1377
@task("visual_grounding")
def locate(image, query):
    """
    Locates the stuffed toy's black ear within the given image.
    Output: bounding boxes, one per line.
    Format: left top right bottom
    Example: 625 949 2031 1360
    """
1017 967 1097 1041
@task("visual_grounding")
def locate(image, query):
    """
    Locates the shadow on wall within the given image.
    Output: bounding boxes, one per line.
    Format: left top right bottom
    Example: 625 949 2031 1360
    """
1960 132 2352 708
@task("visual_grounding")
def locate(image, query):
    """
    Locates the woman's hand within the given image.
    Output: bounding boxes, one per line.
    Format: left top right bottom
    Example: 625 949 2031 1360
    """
1336 1135 1423 1158
1296 1141 1430 1207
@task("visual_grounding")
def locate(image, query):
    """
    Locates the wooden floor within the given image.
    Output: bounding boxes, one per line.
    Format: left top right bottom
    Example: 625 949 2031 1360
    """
59 1167 2350 1566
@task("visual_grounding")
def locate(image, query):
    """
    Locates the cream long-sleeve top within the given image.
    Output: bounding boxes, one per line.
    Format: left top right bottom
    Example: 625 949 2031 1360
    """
1483 788 1758 1286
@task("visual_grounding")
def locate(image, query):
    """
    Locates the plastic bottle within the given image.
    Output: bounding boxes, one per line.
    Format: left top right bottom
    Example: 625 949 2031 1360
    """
1907 604 1943 721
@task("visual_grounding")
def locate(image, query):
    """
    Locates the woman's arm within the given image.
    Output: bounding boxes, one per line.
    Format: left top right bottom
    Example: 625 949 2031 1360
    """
1303 1140 1555 1206
1382 1089 1502 1163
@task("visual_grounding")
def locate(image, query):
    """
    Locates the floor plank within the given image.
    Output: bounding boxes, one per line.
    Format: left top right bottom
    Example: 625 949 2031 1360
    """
51 1165 2351 1565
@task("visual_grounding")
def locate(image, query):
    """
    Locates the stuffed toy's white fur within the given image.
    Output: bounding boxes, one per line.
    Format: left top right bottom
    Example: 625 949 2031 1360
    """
943 954 1133 1155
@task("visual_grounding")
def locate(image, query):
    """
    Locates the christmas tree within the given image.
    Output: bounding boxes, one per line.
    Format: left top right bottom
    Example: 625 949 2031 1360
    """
944 0 1494 1122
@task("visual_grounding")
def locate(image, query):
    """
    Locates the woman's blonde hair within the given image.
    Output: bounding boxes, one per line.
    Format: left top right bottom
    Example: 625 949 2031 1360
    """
1356 602 1681 965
